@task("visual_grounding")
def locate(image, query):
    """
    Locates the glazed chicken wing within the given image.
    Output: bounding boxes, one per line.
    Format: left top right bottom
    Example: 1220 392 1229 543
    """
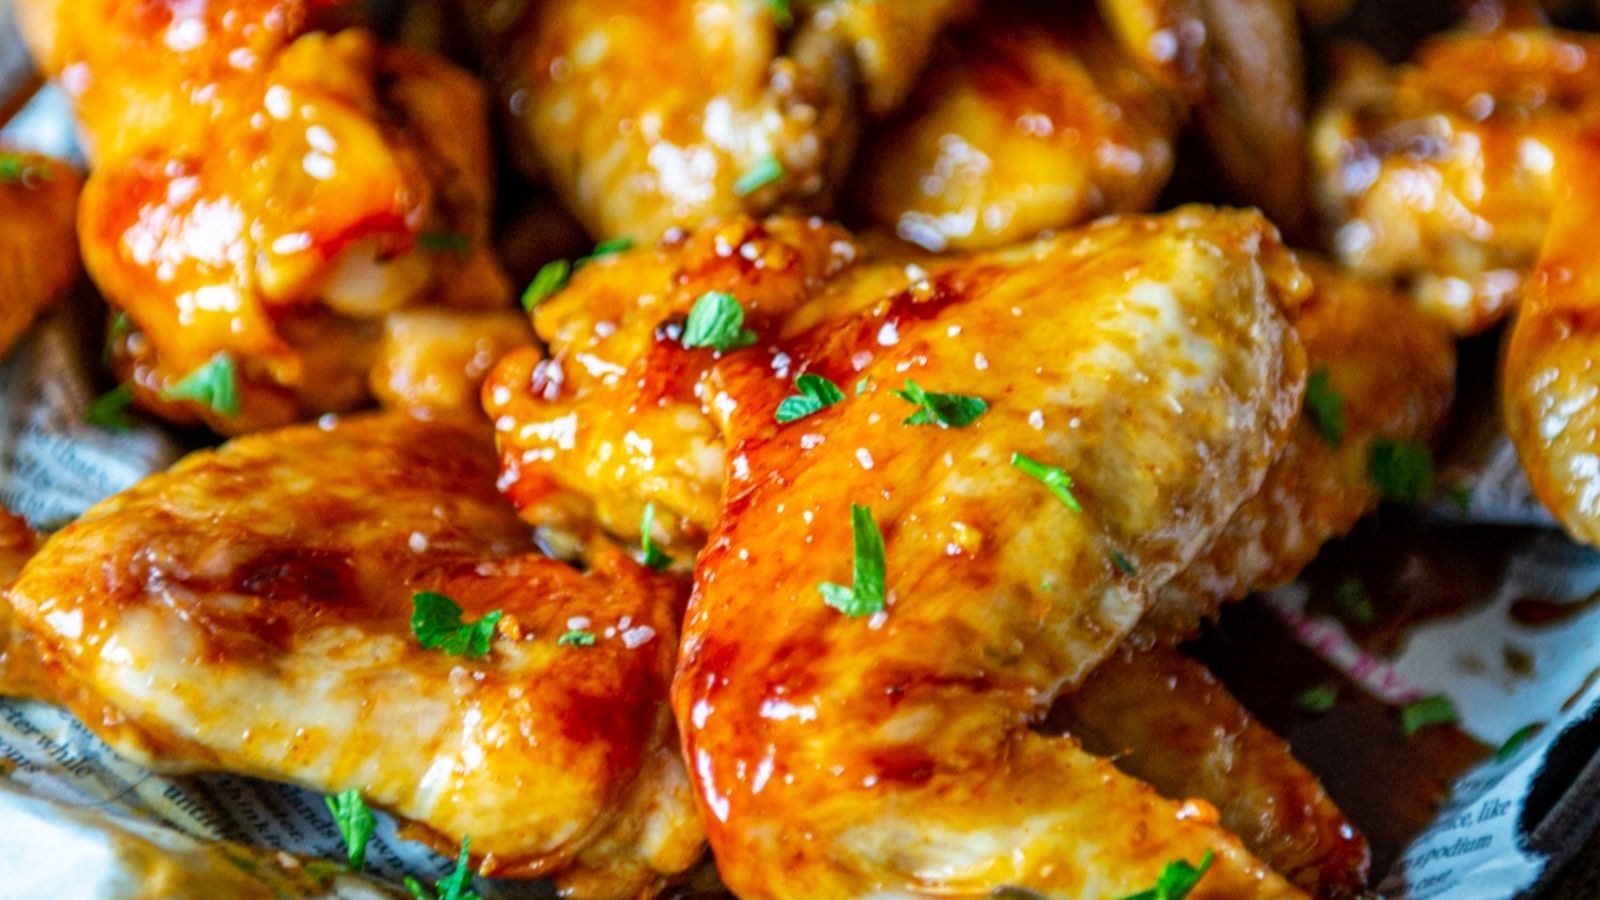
17 0 516 432
671 207 1308 898
2 414 701 896
854 0 1308 251
1150 258 1457 634
1310 28 1600 333
0 149 79 359
463 0 975 241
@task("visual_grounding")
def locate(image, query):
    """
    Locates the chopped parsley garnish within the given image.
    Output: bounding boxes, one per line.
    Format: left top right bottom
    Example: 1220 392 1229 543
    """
640 502 672 570
1495 723 1543 763
0 154 46 186
891 379 988 427
1305 368 1347 447
1446 483 1473 511
1011 452 1082 513
85 385 134 432
1400 694 1458 736
1297 683 1339 714
404 836 481 900
161 352 239 417
764 0 794 28
558 630 596 647
681 291 758 351
1369 439 1434 504
410 592 502 659
521 259 571 311
734 154 784 196
580 237 634 265
418 231 472 254
819 503 887 617
324 789 375 871
855 378 870 396
1333 577 1375 627
776 373 845 423
1110 549 1137 576
1119 850 1214 900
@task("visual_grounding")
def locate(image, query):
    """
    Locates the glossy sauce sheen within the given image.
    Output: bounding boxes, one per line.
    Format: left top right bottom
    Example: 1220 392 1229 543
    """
17 0 512 431
668 208 1312 897
3 414 702 896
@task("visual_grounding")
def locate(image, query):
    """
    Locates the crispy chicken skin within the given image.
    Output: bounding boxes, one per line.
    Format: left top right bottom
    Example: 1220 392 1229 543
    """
3 414 702 896
852 5 1181 252
1061 643 1370 898
0 150 80 359
1150 258 1457 634
464 0 974 241
1310 28 1600 334
17 0 513 433
656 208 1309 898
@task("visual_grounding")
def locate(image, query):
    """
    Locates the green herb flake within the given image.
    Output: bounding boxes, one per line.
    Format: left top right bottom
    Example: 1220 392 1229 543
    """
764 0 794 28
1333 577 1376 627
855 378 871 396
1118 850 1214 900
161 352 240 417
86 385 134 432
1110 549 1137 576
558 629 596 647
734 154 784 196
410 592 503 659
1369 439 1434 504
521 259 571 312
0 154 46 186
819 503 887 618
681 291 758 351
1446 483 1473 511
1011 452 1083 513
1400 694 1459 736
577 237 634 267
776 373 845 424
1495 723 1543 763
418 231 472 254
324 789 375 871
404 835 481 900
1305 368 1347 447
891 379 988 427
640 502 672 570
1297 683 1339 714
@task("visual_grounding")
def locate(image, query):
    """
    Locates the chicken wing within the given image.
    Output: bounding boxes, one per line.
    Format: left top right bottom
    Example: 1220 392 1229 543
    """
0 149 79 359
851 5 1181 252
1059 643 1370 898
1309 28 1600 334
664 207 1308 898
18 0 514 433
462 0 975 242
1149 257 1457 634
2 414 702 896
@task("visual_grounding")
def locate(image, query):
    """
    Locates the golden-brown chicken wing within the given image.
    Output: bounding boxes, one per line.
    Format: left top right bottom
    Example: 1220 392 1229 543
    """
463 0 975 242
1060 643 1370 897
0 149 79 358
1309 28 1600 334
3 414 701 896
851 5 1181 252
664 208 1309 897
18 0 513 433
1149 258 1457 635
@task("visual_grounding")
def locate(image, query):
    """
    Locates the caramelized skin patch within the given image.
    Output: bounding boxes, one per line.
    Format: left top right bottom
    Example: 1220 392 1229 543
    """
1061 644 1370 898
852 5 1180 252
19 0 512 433
1150 258 1457 634
669 208 1310 898
464 0 974 241
4 415 702 896
0 151 80 359
1310 28 1600 334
